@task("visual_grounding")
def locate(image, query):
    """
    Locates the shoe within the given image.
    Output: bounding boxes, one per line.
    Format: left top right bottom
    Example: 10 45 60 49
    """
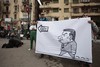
48 55 52 60
28 48 31 51
39 54 44 58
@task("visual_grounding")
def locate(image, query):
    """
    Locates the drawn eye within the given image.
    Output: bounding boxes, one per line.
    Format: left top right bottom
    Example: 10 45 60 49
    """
58 36 61 39
62 34 66 37
63 33 67 35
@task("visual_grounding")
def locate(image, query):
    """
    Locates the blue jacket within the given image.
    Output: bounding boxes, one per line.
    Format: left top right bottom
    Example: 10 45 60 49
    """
38 17 48 21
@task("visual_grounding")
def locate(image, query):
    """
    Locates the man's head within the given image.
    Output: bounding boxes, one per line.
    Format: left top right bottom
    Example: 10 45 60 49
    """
39 14 45 18
31 20 37 25
58 29 76 44
82 14 88 17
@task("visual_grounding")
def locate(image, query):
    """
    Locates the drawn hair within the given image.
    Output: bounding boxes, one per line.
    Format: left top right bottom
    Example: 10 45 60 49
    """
63 29 76 40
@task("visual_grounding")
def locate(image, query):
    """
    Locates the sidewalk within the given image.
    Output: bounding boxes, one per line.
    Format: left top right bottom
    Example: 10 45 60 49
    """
96 39 100 42
0 38 100 67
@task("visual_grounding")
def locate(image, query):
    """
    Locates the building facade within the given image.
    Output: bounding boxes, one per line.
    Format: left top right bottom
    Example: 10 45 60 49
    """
2 0 36 21
40 0 100 26
0 0 3 20
0 0 38 28
0 0 100 27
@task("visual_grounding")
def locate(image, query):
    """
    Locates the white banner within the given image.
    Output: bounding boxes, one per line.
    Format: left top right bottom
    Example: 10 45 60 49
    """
36 17 92 63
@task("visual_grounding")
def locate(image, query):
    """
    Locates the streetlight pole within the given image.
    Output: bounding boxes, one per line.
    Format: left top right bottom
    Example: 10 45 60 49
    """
27 11 30 30
26 2 32 30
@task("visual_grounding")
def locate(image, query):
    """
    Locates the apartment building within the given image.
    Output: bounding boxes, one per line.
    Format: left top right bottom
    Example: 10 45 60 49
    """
0 0 38 28
0 0 3 20
0 0 38 27
40 0 100 26
0 0 100 26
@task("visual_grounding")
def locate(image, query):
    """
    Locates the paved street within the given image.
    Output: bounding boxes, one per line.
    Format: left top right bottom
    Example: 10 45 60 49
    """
0 38 100 67
0 38 63 67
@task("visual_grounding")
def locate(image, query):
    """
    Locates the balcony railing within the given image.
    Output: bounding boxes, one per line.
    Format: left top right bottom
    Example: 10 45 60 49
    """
80 0 90 3
40 3 60 9
40 5 52 9
22 0 29 5
3 0 10 6
71 3 100 7
21 6 27 12
71 12 100 17
21 8 26 12
21 5 24 12
14 10 18 13
3 10 10 14
41 0 51 2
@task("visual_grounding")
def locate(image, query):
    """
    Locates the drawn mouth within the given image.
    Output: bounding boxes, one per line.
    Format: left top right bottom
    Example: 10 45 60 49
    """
58 40 63 43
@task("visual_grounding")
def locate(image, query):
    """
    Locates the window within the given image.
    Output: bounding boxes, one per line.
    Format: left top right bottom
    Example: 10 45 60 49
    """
14 0 18 3
6 0 9 2
14 14 17 19
6 15 8 18
45 10 50 14
73 8 79 13
22 0 27 2
14 5 19 12
80 0 90 3
73 0 79 4
64 17 68 20
44 2 50 5
64 0 69 4
82 8 88 13
91 8 99 13
6 6 9 11
52 8 59 12
15 6 17 11
14 0 15 3
52 0 59 3
64 8 69 13
54 17 58 21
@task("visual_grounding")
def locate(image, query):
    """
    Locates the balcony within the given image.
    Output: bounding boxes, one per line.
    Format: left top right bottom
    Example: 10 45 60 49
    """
71 12 100 17
0 11 2 14
22 0 29 5
44 11 60 17
3 10 10 14
21 9 26 12
71 3 100 7
14 10 18 14
41 5 60 9
3 1 10 6
41 0 52 1
21 6 26 12
40 5 52 9
21 8 27 12
41 0 51 2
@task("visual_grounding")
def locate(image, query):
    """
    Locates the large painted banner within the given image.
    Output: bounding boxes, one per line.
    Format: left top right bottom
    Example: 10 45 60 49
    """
35 17 92 63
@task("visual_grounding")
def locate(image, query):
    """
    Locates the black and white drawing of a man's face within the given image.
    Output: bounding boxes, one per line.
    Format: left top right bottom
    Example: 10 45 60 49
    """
58 31 72 44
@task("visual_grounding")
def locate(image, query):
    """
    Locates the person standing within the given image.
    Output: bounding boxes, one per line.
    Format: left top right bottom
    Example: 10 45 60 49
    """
89 20 99 67
28 21 37 50
81 20 99 67
38 13 48 21
28 13 48 51
38 13 48 58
